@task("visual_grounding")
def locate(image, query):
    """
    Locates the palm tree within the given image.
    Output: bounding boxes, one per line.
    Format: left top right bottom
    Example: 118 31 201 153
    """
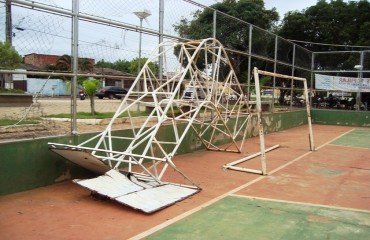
83 79 101 115
79 58 94 73
55 54 71 71
55 55 94 73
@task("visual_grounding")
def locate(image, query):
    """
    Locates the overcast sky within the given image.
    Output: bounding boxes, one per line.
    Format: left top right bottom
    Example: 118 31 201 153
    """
0 0 360 61
264 0 318 17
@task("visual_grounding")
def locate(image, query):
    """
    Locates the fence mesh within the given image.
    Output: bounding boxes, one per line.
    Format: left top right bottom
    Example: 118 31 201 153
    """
0 0 367 142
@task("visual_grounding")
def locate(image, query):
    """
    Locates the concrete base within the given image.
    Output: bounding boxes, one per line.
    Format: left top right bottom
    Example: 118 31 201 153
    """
0 94 33 107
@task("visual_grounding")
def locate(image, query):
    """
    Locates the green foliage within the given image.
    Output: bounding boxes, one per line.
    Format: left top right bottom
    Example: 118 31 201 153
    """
172 0 278 83
55 54 71 71
95 60 114 68
55 55 94 72
173 0 278 44
114 59 131 72
83 79 101 115
83 79 100 96
0 88 25 93
79 58 94 72
0 119 40 126
95 58 157 75
128 58 158 74
278 0 370 50
0 41 22 69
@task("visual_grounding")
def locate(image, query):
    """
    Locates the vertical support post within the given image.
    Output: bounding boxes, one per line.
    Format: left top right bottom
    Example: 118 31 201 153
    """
289 44 296 110
211 10 217 119
310 52 315 107
158 0 164 87
5 0 12 44
247 25 252 100
356 51 364 111
5 0 13 89
272 36 278 112
136 18 143 112
303 78 315 151
253 67 267 175
212 10 216 74
71 0 79 135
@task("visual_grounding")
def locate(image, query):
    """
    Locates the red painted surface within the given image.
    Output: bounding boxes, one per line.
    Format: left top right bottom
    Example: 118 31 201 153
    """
0 125 368 240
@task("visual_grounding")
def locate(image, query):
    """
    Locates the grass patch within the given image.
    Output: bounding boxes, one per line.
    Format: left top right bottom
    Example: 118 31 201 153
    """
0 119 40 126
0 88 25 94
47 111 150 119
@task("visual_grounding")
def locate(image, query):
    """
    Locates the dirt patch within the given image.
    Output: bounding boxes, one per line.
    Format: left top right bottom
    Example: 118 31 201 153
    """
306 214 334 223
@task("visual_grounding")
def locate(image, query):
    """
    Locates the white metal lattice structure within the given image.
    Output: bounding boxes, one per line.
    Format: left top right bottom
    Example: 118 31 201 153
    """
224 67 315 175
49 38 252 192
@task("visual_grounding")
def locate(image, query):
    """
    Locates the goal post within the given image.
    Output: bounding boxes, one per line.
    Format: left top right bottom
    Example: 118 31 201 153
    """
224 67 315 175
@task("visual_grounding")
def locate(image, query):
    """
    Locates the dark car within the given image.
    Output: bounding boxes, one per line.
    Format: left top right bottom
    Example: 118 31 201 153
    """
95 86 127 99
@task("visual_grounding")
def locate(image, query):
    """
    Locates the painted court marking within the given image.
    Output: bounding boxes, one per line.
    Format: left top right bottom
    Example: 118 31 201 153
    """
230 194 370 214
129 128 357 240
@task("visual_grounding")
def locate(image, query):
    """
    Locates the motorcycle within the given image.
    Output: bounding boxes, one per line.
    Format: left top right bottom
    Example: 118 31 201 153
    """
79 89 86 100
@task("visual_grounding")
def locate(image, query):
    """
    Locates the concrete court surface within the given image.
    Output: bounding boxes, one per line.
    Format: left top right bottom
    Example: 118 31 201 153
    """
0 124 369 240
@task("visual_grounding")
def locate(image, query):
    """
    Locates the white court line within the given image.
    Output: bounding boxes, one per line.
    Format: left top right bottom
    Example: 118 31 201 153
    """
230 194 370 214
129 128 356 240
329 144 370 150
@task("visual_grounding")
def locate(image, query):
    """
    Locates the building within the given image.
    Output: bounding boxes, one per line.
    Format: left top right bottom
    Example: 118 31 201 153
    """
23 53 95 68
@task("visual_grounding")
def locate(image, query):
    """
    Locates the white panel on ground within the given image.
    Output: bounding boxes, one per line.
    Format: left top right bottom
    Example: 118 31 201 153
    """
116 184 199 213
74 170 143 198
74 170 199 213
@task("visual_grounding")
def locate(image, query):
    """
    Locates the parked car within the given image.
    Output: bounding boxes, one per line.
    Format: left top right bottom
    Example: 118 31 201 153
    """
95 86 127 99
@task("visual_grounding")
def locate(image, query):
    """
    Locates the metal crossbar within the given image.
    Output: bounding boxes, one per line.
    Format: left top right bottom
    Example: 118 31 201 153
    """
49 38 252 189
224 68 315 175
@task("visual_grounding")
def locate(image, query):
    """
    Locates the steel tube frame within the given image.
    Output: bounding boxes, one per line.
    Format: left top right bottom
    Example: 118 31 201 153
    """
49 38 253 188
224 68 315 176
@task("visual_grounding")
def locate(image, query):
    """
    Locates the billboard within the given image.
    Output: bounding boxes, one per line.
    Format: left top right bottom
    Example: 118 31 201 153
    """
315 74 370 92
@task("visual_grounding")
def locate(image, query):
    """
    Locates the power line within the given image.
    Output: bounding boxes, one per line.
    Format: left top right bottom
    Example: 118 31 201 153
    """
288 39 370 49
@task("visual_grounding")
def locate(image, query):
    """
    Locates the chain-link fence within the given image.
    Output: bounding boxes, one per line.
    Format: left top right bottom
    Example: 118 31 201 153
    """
0 0 368 142
313 50 370 111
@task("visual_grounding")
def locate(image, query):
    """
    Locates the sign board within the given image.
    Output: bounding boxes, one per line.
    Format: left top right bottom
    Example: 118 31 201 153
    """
315 74 370 92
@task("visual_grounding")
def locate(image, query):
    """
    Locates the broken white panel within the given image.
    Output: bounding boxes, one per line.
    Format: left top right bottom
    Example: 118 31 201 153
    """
74 170 199 213
74 170 143 198
49 145 111 174
116 184 199 213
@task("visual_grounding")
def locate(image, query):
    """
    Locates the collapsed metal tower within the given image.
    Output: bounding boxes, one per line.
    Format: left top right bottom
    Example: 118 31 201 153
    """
49 38 252 213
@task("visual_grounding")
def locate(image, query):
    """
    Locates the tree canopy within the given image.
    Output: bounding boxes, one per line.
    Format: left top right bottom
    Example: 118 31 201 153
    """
174 0 279 51
96 58 158 75
172 0 279 83
54 55 95 73
278 0 370 51
0 41 22 69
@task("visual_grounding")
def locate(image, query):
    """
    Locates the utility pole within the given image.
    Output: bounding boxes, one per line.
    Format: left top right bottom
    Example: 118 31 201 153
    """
71 0 79 136
5 0 12 44
133 9 151 112
5 0 13 89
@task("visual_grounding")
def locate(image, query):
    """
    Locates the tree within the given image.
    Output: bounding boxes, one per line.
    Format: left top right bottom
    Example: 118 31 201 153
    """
0 41 22 69
83 79 101 115
113 59 130 72
55 55 94 72
128 58 158 75
79 58 94 72
278 0 370 51
173 0 279 82
55 54 71 71
95 59 114 69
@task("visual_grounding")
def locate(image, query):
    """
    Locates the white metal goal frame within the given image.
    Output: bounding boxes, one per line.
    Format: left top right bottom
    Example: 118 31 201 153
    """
224 67 315 175
49 38 253 189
